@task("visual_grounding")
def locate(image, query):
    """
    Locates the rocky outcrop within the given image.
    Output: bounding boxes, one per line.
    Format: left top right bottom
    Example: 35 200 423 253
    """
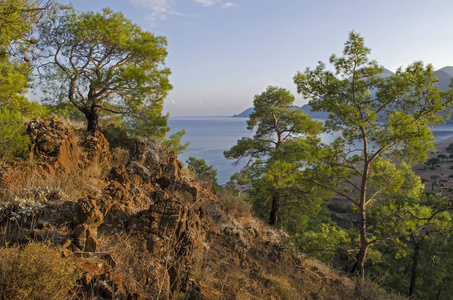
83 131 111 169
126 197 205 297
0 120 207 299
27 119 81 171
0 119 387 299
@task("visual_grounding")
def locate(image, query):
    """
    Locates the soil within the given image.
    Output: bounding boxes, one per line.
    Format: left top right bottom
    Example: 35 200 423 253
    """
413 136 453 196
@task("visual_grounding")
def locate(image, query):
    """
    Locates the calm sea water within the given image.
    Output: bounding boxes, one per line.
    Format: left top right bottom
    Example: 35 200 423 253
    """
168 117 253 184
168 116 453 184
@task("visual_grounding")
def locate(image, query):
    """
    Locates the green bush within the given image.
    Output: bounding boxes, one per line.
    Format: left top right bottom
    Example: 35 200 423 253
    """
163 129 190 155
0 109 30 158
186 156 220 189
0 242 78 300
327 202 351 213
103 123 128 141
220 190 252 217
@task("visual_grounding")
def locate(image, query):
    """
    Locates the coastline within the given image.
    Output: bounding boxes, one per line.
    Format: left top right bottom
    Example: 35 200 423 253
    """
433 135 453 154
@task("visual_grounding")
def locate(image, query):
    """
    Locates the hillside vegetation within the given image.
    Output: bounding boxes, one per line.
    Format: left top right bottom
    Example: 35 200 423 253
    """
0 119 402 299
2 2 453 299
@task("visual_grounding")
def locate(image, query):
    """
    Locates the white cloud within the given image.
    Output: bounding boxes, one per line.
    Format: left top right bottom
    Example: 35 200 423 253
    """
221 2 236 9
129 0 237 26
193 0 236 9
193 0 219 7
129 0 183 26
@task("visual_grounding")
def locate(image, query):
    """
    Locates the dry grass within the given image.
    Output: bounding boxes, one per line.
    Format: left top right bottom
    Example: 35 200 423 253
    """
0 120 409 299
0 164 106 206
111 147 130 167
0 242 79 300
96 232 172 298
220 190 253 218
262 273 300 300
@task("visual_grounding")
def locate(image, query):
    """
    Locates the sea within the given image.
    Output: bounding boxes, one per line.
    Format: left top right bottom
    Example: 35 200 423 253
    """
168 116 453 184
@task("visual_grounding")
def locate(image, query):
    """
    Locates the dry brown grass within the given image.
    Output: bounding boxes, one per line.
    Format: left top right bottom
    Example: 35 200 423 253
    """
0 120 409 299
198 195 408 300
0 164 106 206
96 232 172 298
0 242 79 300
219 189 253 218
111 147 130 167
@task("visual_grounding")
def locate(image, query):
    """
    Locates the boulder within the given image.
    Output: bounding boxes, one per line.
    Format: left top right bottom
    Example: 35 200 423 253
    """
83 131 112 169
27 119 80 171
73 197 104 229
73 223 98 252
127 198 205 297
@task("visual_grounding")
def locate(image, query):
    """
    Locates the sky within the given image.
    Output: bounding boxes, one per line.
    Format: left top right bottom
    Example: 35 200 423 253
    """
57 0 453 116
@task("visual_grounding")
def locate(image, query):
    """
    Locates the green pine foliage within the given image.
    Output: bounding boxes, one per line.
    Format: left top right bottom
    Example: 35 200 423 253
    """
225 86 329 227
294 31 452 279
0 55 45 118
35 4 172 135
0 0 51 55
163 129 190 155
186 156 220 189
0 108 30 158
366 193 453 298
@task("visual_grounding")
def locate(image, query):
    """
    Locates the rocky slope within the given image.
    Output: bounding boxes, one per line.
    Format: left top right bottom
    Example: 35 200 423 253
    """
0 119 401 299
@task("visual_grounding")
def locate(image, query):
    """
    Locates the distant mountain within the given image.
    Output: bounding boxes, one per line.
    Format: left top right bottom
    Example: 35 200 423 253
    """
437 66 453 77
232 105 328 119
300 104 329 119
435 67 453 91
378 68 394 78
232 66 453 120
232 107 254 118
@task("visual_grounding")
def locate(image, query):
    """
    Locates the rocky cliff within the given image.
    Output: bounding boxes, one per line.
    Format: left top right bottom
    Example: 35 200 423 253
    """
0 119 398 299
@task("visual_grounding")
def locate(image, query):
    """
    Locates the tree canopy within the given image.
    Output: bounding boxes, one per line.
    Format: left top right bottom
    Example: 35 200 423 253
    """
186 156 219 189
293 31 453 279
0 0 51 56
225 86 326 226
34 4 171 136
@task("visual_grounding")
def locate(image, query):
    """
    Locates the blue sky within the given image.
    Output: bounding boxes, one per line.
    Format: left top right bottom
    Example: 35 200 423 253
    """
58 0 453 116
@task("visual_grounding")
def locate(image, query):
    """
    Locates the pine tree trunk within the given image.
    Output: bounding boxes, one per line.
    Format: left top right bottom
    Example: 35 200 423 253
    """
356 200 368 281
85 105 100 133
269 191 280 226
409 232 420 298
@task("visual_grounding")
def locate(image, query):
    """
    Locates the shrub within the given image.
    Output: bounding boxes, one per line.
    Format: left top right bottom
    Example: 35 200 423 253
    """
163 129 190 155
0 242 78 300
0 187 69 225
0 109 30 158
186 157 220 190
220 190 252 217
327 202 350 213
103 123 128 142
112 147 130 166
